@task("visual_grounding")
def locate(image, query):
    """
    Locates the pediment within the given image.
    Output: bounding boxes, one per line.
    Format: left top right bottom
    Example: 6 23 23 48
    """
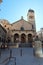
12 19 32 30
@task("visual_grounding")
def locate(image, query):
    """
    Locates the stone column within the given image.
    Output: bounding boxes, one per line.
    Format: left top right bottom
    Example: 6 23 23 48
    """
11 35 14 44
26 35 28 43
19 35 21 43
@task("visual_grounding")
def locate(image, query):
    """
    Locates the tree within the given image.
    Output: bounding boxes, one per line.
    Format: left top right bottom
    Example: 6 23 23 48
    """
0 0 3 4
0 0 3 11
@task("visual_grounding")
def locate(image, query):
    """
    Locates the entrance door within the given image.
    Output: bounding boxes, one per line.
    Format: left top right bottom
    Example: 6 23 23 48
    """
28 34 33 42
21 34 26 43
28 34 33 47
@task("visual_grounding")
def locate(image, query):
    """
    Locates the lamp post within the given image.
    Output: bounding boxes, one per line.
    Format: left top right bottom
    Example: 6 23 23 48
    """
20 48 22 56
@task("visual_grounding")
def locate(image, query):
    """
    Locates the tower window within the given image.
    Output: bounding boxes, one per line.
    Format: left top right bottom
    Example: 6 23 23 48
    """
4 25 6 27
7 28 9 30
29 16 33 19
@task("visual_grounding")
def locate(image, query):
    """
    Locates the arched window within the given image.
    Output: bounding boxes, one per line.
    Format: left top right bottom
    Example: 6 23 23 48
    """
4 25 6 27
29 16 34 19
21 27 24 31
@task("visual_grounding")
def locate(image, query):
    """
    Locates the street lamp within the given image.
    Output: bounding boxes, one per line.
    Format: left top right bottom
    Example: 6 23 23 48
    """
20 48 22 56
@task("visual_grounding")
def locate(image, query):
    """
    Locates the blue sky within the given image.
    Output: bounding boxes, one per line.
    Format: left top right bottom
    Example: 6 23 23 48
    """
0 0 43 31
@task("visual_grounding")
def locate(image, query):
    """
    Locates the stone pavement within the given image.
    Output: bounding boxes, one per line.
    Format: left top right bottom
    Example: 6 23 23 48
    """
0 48 43 65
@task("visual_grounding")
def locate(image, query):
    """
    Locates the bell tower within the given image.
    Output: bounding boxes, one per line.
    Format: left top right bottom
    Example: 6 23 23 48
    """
27 9 36 31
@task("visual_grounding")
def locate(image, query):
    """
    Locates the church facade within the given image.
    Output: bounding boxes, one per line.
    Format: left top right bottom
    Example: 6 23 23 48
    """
0 9 36 47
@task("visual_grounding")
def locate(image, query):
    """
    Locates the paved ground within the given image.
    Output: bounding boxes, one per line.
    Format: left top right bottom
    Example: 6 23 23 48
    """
0 48 43 65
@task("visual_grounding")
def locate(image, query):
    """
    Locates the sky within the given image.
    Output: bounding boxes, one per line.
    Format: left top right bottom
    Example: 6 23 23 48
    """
0 0 43 31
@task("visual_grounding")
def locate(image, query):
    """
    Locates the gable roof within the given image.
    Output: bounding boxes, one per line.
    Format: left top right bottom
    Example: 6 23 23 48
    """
11 18 33 30
11 18 32 25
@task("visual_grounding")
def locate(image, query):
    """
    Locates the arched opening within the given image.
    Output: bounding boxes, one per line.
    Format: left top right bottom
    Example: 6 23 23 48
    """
28 34 33 47
14 33 19 43
28 34 33 42
0 37 1 42
7 37 11 43
21 33 26 43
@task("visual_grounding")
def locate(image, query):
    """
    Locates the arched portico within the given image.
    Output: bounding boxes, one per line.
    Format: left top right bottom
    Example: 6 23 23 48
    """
21 33 26 43
28 34 33 43
14 33 19 43
28 34 33 47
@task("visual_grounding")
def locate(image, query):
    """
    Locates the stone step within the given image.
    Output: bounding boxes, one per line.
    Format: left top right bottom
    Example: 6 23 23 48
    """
6 57 16 65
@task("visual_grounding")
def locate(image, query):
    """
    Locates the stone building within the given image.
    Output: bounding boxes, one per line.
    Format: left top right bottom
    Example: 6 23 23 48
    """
37 28 43 42
0 24 7 47
0 9 36 47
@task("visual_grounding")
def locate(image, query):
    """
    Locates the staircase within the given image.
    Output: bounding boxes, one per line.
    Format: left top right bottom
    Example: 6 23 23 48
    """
6 57 16 65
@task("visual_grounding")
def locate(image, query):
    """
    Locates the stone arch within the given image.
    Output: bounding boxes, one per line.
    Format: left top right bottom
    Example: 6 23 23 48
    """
28 34 33 43
14 33 19 43
0 37 1 42
21 33 26 43
28 34 33 47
